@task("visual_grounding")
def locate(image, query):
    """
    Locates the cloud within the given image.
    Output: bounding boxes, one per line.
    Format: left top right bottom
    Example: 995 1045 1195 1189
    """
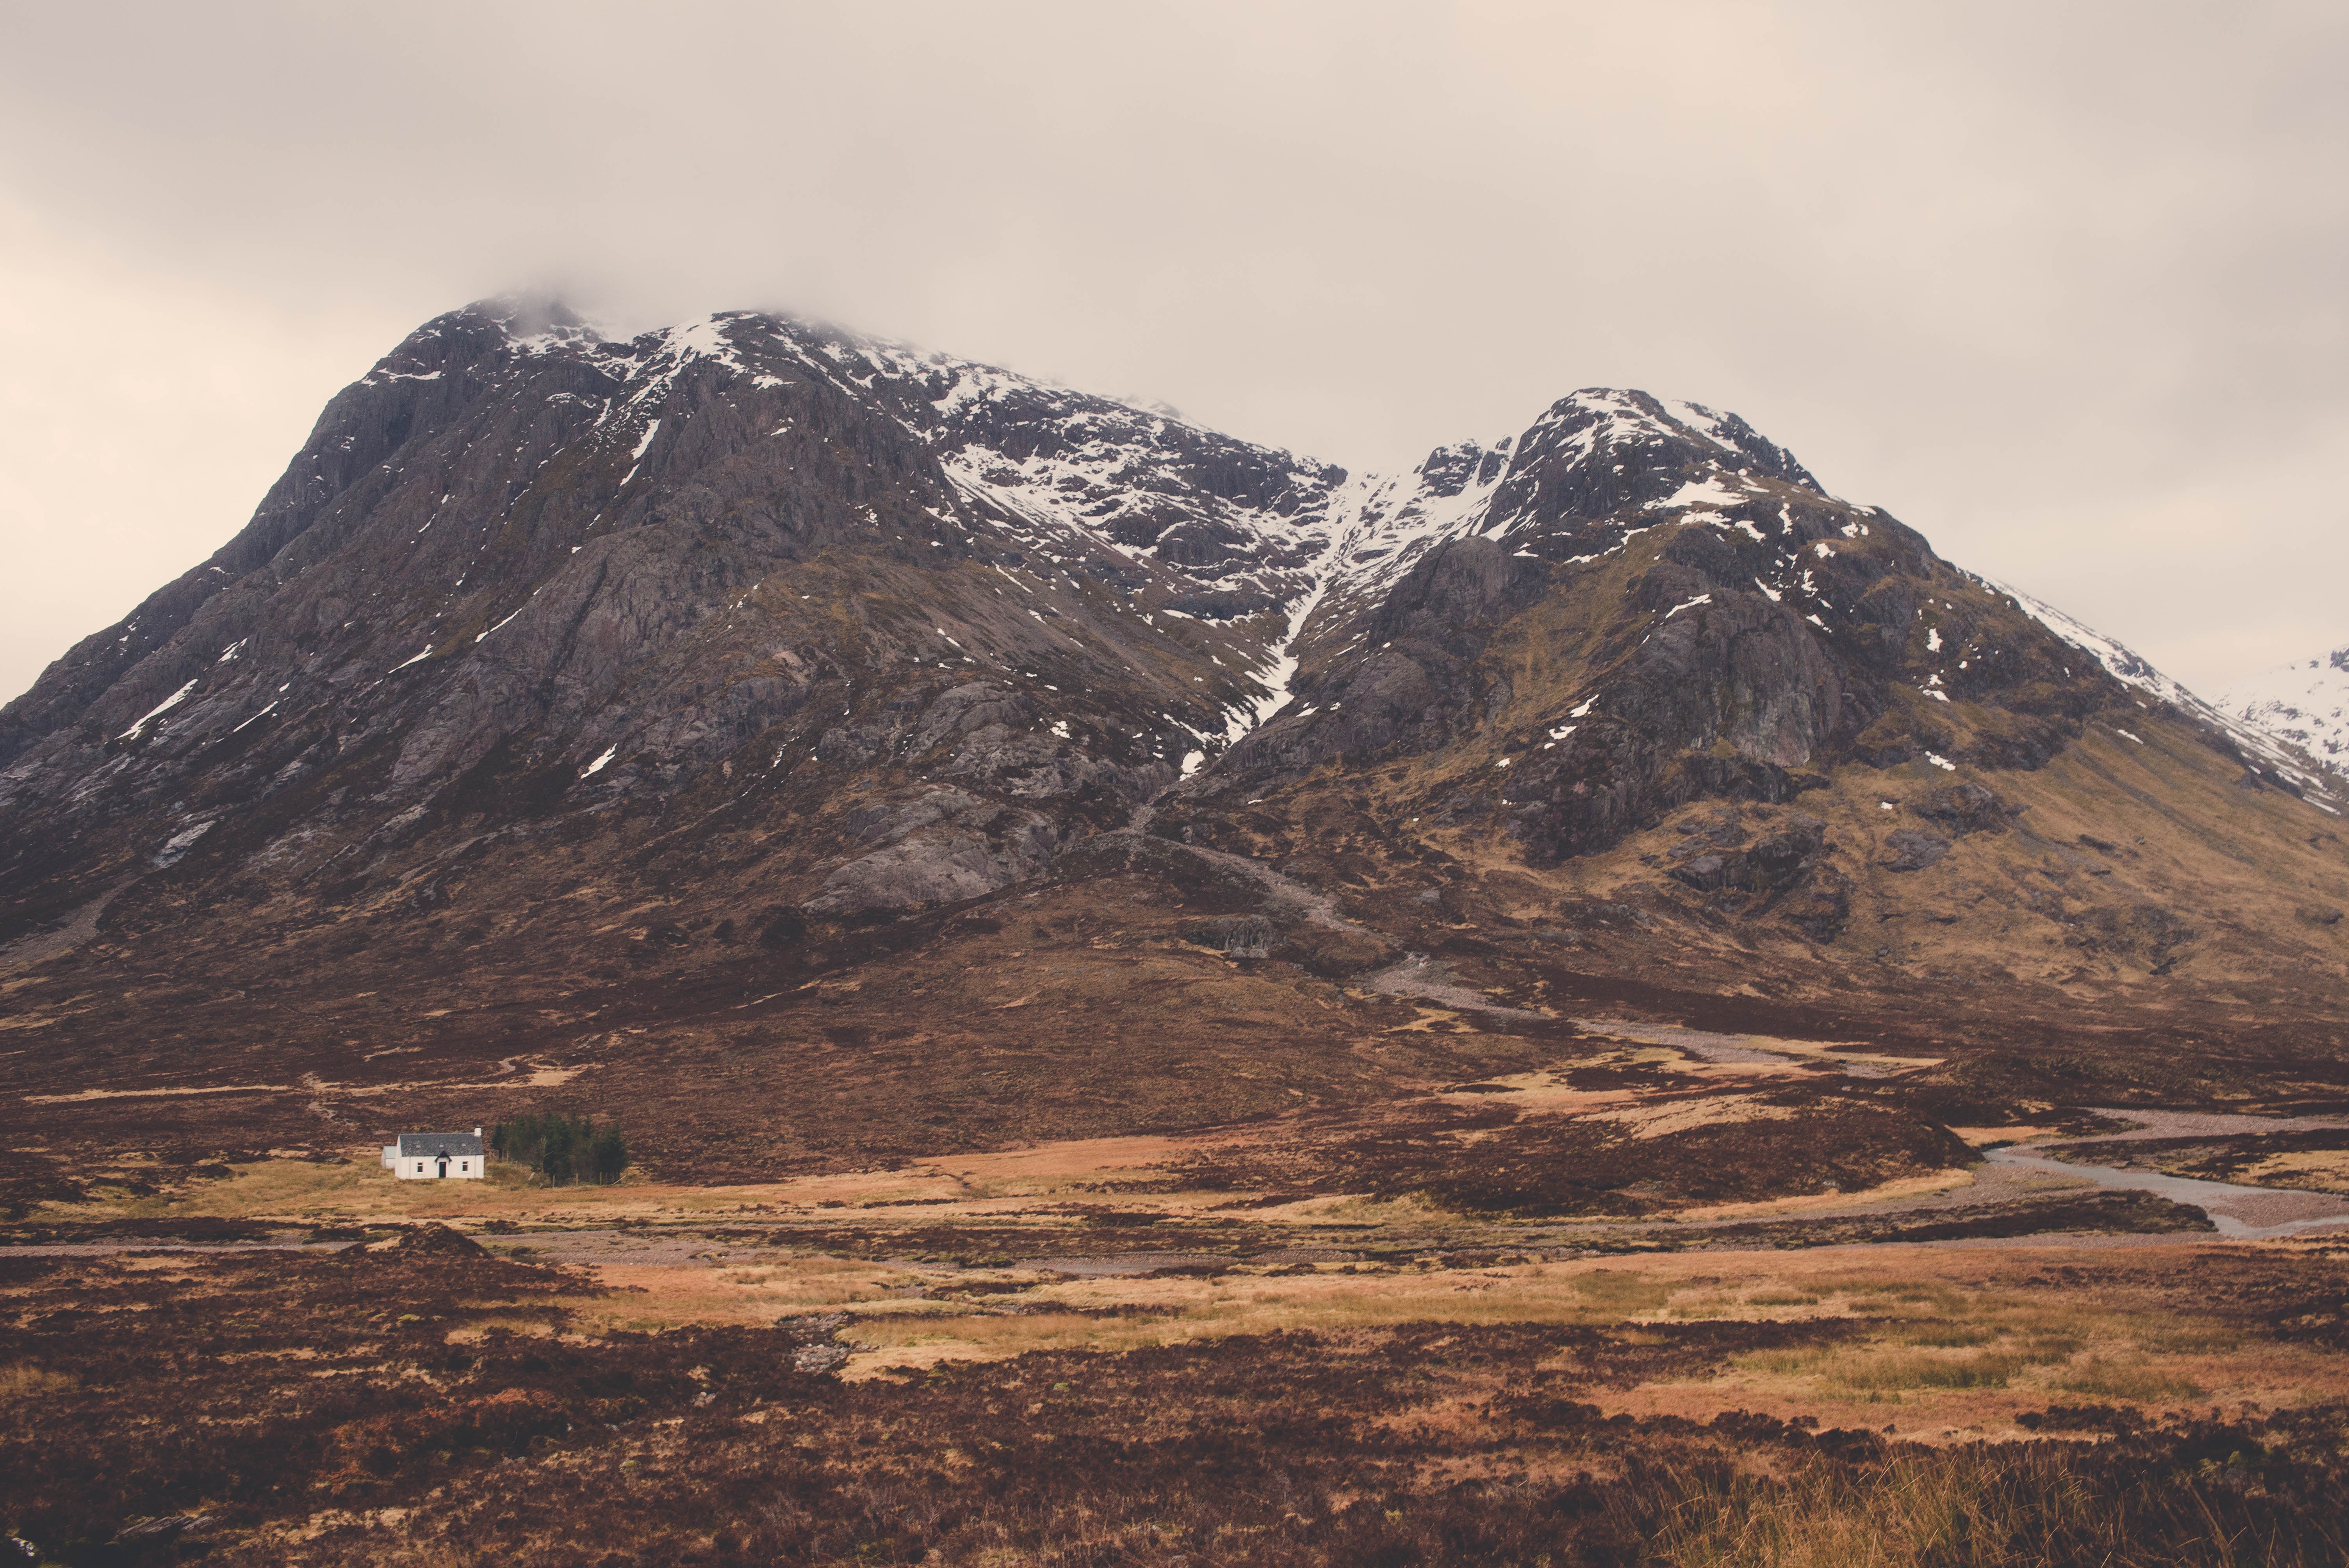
0 0 2343 701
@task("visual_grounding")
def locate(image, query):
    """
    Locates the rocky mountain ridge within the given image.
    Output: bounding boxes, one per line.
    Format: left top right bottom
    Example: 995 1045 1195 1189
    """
3 298 2346 1174
1993 590 2346 812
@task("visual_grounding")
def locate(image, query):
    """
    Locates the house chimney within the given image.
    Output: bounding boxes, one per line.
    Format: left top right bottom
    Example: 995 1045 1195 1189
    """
474 1126 482 1137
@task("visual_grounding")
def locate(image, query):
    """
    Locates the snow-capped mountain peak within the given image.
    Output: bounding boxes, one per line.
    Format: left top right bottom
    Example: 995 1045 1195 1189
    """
2220 647 2349 773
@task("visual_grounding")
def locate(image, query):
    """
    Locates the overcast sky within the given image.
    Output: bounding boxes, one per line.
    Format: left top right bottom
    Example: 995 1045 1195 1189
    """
3 0 2343 706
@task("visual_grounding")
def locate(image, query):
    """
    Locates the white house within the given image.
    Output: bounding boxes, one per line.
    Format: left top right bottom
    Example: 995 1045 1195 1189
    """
381 1127 486 1181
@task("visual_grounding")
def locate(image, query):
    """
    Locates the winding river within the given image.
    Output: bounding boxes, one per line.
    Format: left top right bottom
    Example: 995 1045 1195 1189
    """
1984 1120 2349 1240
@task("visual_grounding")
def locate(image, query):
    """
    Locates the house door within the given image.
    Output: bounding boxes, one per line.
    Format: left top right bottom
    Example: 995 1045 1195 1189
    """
436 1156 449 1179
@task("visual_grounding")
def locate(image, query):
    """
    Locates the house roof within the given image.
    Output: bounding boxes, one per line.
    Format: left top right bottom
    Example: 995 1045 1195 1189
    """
396 1132 483 1158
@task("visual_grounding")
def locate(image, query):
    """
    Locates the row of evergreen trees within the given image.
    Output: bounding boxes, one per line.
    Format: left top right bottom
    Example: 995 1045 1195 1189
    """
488 1112 631 1186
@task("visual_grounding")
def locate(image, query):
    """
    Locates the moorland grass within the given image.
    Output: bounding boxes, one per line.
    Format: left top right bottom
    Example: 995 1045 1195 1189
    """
2055 1356 2207 1403
1649 1445 2342 1568
0 1364 74 1398
1728 1287 2236 1406
1829 1349 2038 1393
6 1230 2346 1564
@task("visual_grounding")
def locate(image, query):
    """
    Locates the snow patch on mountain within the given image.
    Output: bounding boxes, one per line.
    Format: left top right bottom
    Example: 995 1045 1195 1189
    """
1229 535 1345 741
1648 475 1750 512
1317 438 1513 606
119 679 198 740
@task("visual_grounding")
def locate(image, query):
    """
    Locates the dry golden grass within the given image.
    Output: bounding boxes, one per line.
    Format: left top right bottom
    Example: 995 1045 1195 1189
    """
1946 1125 2075 1147
786 1245 2349 1435
1573 1018 1940 1076
1840 1350 2047 1393
2143 1320 2244 1356
2053 1356 2207 1403
834 1260 1703 1375
1675 1169 1978 1224
565 1253 976 1335
0 1363 75 1398
849 1311 1197 1371
2227 1150 2349 1196
440 1316 558 1344
1646 1445 2338 1568
1702 1275 2283 1422
22 1127 1293 1235
611 1232 2342 1432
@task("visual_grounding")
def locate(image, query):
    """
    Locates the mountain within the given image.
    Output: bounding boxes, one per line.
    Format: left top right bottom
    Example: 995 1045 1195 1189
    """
4 299 2347 1179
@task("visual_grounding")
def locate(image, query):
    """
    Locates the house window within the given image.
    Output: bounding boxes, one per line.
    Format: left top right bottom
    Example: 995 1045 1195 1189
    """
415 1162 425 1173
460 1161 469 1172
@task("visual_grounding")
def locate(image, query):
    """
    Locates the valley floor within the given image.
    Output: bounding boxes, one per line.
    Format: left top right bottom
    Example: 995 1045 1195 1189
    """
6 1105 2349 1566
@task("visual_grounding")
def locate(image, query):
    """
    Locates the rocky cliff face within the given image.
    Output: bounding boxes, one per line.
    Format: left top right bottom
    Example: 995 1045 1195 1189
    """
4 299 2345 1171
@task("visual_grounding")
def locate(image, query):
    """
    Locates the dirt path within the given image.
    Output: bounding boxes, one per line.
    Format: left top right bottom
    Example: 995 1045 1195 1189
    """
1085 819 1552 1017
1100 813 1367 936
2 1241 351 1257
1362 953 1551 1018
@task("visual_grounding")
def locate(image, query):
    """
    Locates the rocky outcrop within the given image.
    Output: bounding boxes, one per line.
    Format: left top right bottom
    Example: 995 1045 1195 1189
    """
1881 829 1952 872
1667 813 1830 896
1647 809 1850 940
1910 782 2019 835
802 789 1069 916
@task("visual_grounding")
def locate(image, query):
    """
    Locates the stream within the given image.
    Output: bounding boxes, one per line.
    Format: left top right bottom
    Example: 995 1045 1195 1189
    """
1983 1142 2349 1240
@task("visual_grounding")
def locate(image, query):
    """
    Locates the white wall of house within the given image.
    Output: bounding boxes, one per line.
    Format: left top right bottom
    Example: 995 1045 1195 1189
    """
394 1153 483 1181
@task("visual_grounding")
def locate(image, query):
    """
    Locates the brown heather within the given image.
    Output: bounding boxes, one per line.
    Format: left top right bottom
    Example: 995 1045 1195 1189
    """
3 1222 2348 1566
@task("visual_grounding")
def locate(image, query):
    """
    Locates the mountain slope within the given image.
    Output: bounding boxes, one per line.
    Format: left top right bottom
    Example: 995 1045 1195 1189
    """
1994 588 2345 811
3 299 2346 1179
